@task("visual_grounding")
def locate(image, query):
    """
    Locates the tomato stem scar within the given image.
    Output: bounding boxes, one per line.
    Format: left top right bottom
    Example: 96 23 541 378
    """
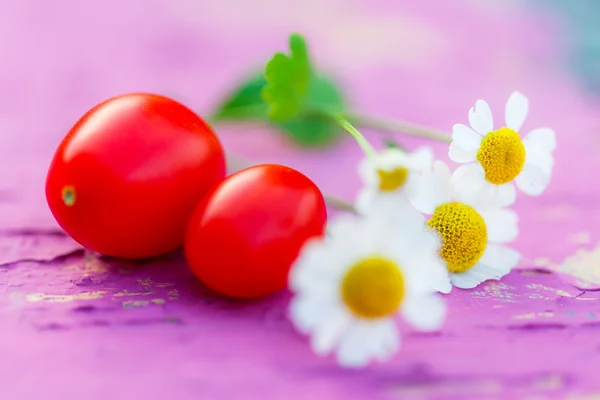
62 185 76 206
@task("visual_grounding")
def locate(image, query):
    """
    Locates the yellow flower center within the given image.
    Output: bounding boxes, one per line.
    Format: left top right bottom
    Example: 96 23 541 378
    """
427 202 487 273
377 167 408 191
476 127 526 185
341 257 405 319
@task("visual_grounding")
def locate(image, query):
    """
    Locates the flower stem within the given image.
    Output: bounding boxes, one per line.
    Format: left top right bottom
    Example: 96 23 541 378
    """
343 112 452 143
331 114 377 157
322 195 357 214
208 105 452 143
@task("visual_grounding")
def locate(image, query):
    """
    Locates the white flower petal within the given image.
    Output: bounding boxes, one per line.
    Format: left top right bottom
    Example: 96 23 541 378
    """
357 155 377 187
354 187 379 216
343 207 418 263
505 91 529 132
515 164 551 196
311 310 352 356
379 148 410 164
522 128 555 179
357 149 408 188
401 293 446 331
288 292 340 333
288 239 329 291
431 160 454 205
450 163 487 203
451 245 519 289
490 182 517 208
324 213 360 241
450 270 485 289
452 124 483 149
523 127 556 152
404 174 437 215
431 270 453 294
525 150 554 177
358 148 435 195
468 99 494 135
335 322 372 368
452 165 517 209
451 263 502 289
406 160 453 215
450 244 518 288
355 187 414 217
374 149 412 175
401 250 450 295
366 194 424 229
479 244 521 273
326 214 381 257
370 320 401 362
395 228 449 295
290 265 344 295
379 206 434 253
370 207 433 272
336 319 399 367
448 142 477 163
433 159 452 182
288 238 348 293
406 146 434 173
480 208 519 243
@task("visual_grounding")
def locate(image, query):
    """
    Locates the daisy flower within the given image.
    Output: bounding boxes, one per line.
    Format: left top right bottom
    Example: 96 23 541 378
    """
355 146 434 214
449 91 556 206
288 202 447 368
408 160 521 292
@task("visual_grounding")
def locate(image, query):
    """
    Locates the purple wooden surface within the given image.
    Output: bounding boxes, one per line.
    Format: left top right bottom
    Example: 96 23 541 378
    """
2 0 600 398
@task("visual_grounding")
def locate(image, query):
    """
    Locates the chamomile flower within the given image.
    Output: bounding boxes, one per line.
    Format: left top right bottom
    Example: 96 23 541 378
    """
355 146 433 214
449 91 556 206
408 160 521 292
288 202 447 368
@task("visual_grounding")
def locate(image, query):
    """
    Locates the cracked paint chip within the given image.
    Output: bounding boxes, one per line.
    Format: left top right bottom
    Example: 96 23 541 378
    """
25 291 107 303
122 298 166 309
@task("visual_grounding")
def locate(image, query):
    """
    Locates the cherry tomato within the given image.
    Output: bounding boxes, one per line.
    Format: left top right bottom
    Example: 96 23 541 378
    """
184 164 327 299
46 93 226 259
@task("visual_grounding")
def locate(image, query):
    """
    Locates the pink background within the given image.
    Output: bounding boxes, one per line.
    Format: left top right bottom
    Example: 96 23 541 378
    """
2 0 600 398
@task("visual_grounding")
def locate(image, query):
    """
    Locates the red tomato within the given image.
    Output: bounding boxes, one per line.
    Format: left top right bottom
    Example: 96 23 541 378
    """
46 93 226 259
184 164 327 299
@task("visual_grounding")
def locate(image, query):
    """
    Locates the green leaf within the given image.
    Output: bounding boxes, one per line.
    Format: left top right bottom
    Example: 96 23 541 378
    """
261 33 311 120
210 74 346 148
209 33 347 148
278 75 346 147
210 74 268 122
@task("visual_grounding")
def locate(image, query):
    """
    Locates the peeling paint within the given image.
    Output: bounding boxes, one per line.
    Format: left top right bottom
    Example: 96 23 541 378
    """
471 282 519 303
514 312 554 320
138 278 153 287
526 284 575 298
113 290 155 297
26 291 107 303
155 283 175 288
122 298 166 309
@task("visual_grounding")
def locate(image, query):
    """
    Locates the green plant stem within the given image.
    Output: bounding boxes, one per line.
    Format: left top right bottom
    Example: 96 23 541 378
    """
226 153 357 214
210 105 452 143
331 114 377 157
343 112 452 143
322 196 357 214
